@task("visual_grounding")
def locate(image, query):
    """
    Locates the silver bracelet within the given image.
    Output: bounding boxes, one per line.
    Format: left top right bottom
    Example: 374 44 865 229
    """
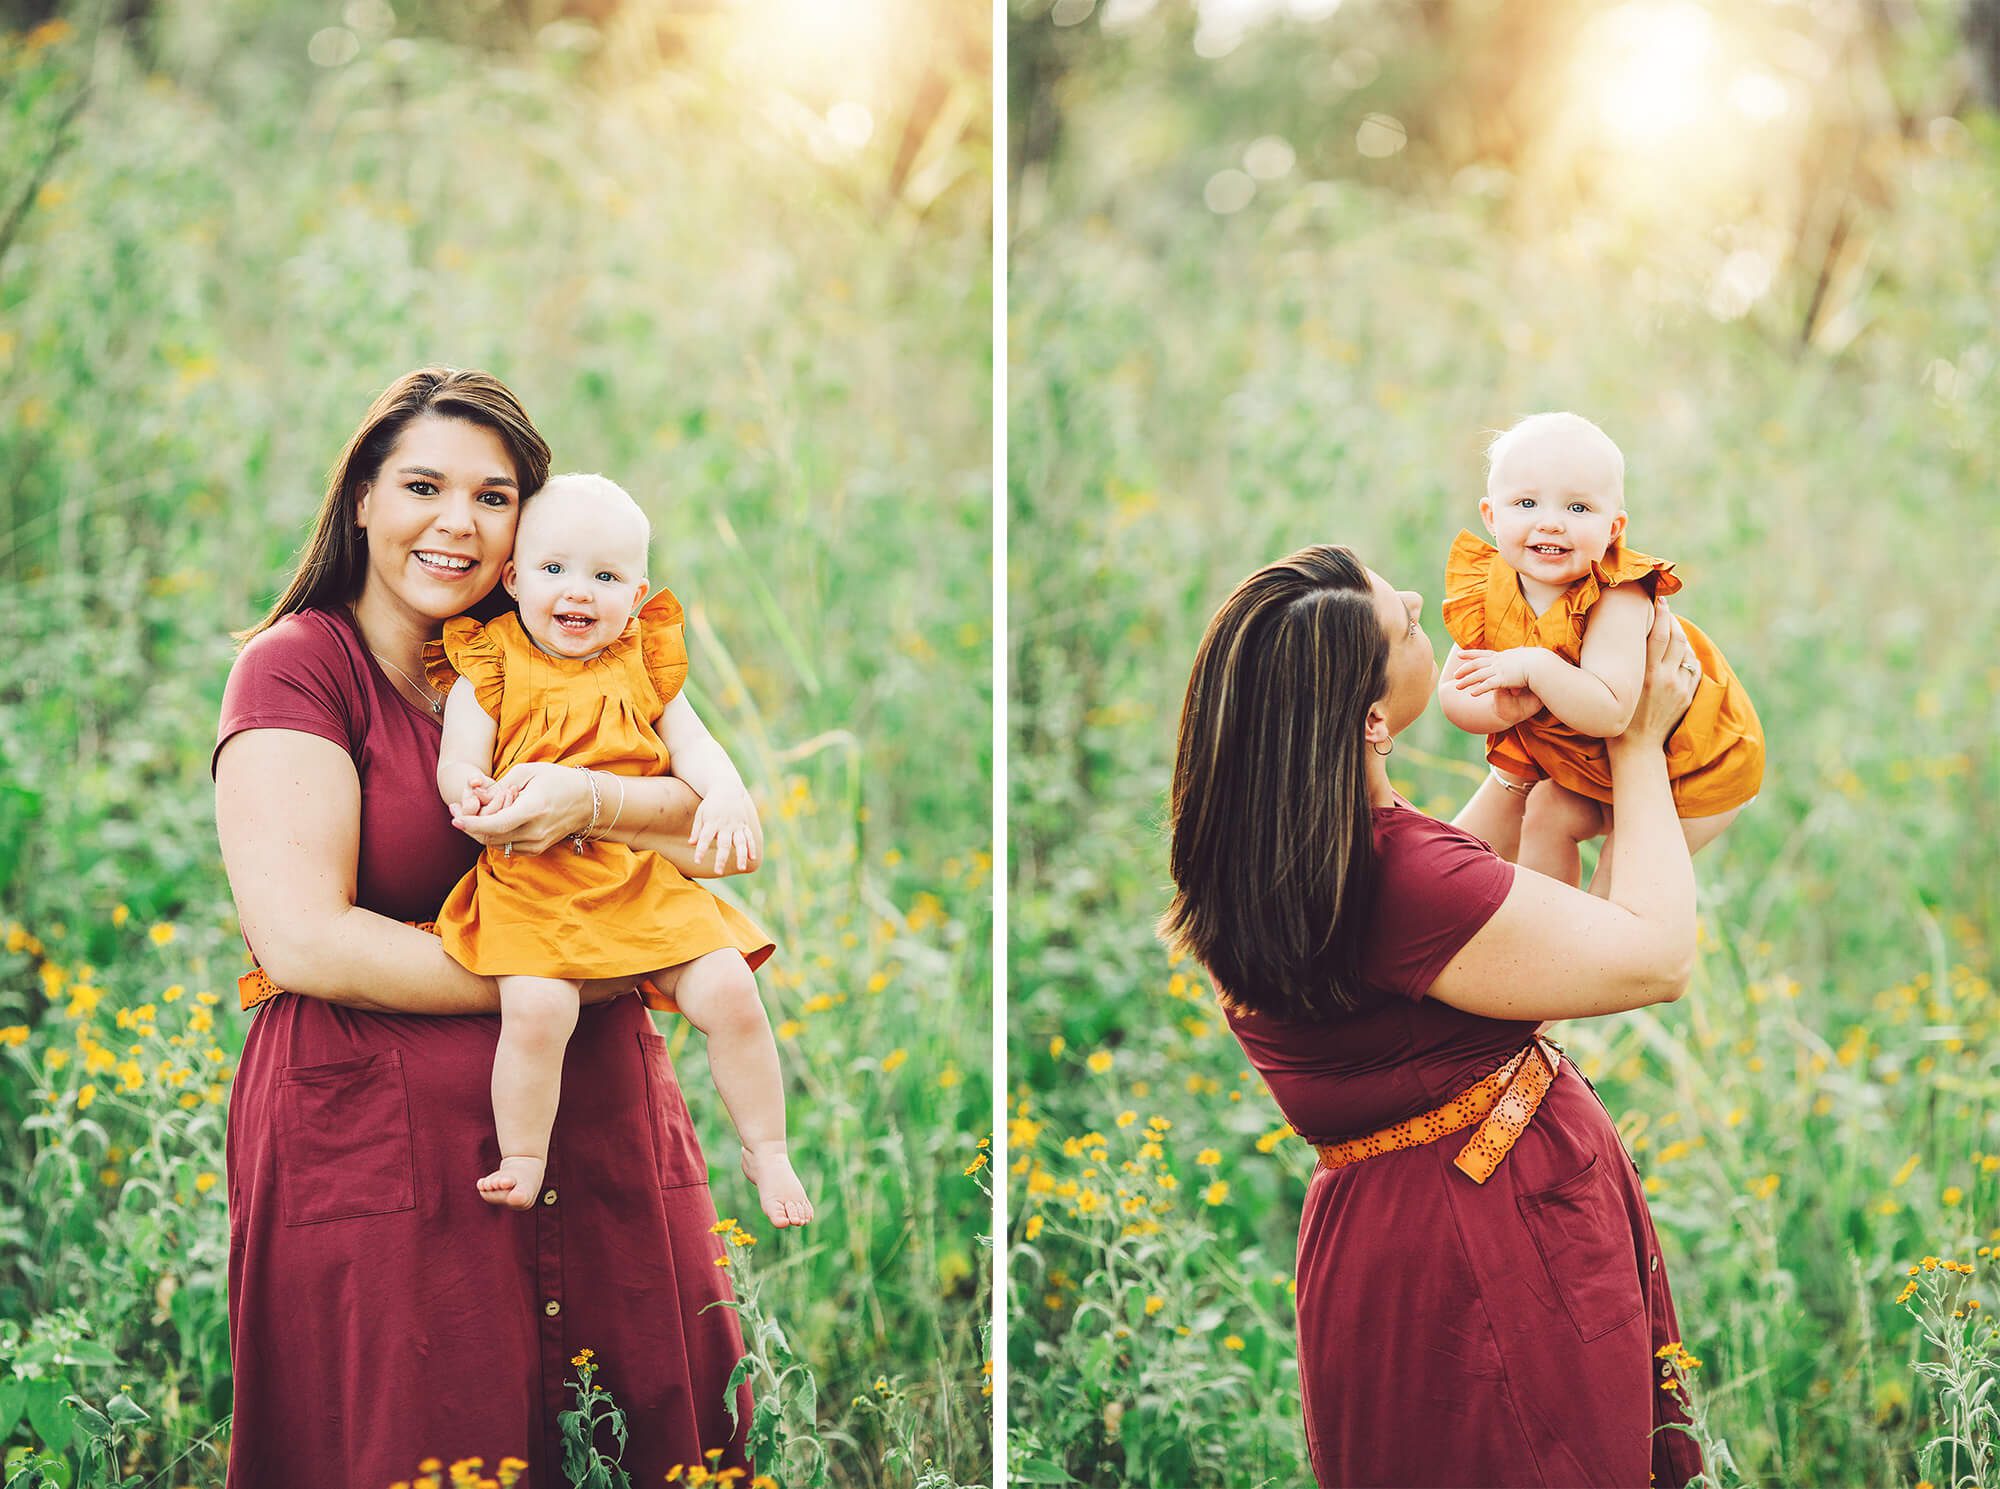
599 772 626 839
1491 770 1537 797
571 768 602 854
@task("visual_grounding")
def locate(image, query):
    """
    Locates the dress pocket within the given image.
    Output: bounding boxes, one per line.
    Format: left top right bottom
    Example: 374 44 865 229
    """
638 1031 710 1189
276 1050 417 1227
1517 1154 1645 1342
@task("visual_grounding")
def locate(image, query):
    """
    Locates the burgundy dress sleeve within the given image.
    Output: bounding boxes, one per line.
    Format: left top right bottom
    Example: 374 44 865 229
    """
1360 809 1515 1002
212 611 360 774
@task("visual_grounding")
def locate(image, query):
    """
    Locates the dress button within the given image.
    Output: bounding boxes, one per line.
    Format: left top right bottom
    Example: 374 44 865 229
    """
1650 1255 1660 1273
544 1299 561 1317
542 1189 558 1206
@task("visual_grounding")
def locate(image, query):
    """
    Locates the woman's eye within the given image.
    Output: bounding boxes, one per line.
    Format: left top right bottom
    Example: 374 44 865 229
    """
478 490 511 508
407 481 437 496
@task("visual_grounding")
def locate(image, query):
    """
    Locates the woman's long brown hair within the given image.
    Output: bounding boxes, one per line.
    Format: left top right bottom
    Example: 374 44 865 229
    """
238 368 552 644
1159 545 1388 1019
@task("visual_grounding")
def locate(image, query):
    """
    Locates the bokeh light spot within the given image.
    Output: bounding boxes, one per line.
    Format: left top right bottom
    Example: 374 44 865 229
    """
1204 169 1256 214
307 27 360 67
1355 114 1406 159
1243 136 1295 180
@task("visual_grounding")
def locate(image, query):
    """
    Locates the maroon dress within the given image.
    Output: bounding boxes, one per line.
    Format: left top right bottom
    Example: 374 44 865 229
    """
214 607 751 1488
1226 806 1703 1489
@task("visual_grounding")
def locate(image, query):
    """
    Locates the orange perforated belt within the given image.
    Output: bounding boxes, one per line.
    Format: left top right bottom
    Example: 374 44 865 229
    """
1314 1036 1564 1185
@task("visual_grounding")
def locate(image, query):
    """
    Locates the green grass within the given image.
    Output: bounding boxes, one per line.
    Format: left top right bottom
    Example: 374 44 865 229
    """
1007 40 2000 1488
0 9 991 1487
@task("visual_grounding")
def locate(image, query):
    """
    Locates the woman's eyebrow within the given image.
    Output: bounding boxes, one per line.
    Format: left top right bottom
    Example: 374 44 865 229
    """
395 464 518 489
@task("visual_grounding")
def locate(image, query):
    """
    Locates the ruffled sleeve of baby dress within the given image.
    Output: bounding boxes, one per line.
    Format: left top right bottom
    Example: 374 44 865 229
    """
1441 529 1497 649
636 586 691 717
423 615 509 718
1556 539 1684 644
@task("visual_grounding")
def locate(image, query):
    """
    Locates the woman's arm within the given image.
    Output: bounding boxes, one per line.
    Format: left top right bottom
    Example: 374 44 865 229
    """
1453 586 1652 737
217 728 504 1014
1451 772 1529 862
1426 600 1698 1019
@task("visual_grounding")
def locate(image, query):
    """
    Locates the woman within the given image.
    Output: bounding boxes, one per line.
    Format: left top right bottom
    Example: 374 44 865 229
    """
213 369 752 1486
1160 545 1706 1489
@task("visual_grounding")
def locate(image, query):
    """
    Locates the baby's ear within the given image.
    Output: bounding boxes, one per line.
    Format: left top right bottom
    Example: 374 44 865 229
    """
630 580 650 614
1608 509 1628 547
1477 493 1496 535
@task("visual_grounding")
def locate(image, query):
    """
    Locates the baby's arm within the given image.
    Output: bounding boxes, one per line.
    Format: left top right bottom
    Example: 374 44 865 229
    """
436 679 509 817
1455 585 1653 738
658 693 763 872
1438 644 1547 734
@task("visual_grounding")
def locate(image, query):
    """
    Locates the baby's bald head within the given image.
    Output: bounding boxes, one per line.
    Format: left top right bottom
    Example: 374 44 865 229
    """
516 472 652 576
1485 412 1625 507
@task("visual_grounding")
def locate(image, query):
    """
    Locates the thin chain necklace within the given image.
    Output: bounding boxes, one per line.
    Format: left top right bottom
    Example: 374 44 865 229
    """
365 643 445 716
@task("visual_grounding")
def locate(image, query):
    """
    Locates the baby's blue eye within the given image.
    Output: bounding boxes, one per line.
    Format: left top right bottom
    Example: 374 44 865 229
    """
1569 501 1589 513
1517 497 1535 508
541 562 561 575
596 571 616 583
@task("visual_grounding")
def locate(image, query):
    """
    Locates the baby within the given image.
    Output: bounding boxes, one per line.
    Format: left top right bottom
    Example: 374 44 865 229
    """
428 472 812 1226
1437 412 1764 893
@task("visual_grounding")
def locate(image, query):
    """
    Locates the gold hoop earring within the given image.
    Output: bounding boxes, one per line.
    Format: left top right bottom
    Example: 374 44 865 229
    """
1371 739 1393 757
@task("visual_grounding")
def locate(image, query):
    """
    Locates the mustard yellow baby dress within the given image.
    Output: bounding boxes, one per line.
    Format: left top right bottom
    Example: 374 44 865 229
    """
1441 530 1764 817
424 586 773 1000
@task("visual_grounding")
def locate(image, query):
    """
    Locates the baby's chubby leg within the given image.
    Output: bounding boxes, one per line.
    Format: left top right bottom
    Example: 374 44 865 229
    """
1518 782 1608 889
656 950 814 1228
482 975 581 1210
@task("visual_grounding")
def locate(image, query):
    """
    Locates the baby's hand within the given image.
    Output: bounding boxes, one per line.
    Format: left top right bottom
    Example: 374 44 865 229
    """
1453 647 1540 697
458 772 522 819
690 788 763 873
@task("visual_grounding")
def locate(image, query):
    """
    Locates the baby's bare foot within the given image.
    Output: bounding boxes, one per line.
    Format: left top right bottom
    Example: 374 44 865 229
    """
740 1145 814 1228
478 1155 545 1210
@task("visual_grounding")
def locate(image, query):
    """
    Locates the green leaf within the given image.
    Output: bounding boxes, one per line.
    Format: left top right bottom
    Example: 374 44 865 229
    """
0 1379 26 1441
103 1394 147 1428
59 1398 111 1439
24 1381 68 1455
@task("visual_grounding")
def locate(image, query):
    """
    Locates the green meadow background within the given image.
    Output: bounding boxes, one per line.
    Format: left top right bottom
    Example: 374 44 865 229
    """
1008 1 1999 1485
0 3 992 1485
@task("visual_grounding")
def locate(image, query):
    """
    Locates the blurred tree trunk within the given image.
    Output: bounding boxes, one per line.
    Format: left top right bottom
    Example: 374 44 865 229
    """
1969 0 2000 105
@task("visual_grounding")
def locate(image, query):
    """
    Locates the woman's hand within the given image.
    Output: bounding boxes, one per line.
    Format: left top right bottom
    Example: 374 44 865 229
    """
1615 600 1699 751
450 762 592 853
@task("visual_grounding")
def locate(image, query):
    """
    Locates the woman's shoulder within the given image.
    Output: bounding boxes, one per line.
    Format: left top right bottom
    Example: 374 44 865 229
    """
1364 805 1515 986
215 608 369 774
226 607 371 703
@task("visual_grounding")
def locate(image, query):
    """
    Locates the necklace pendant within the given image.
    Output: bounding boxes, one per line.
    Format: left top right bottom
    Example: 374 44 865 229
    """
431 697 443 715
